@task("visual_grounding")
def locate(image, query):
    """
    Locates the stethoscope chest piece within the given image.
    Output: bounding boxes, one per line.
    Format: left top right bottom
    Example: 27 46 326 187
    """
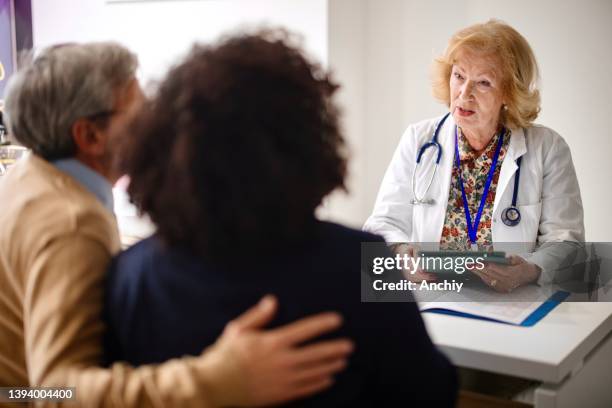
502 206 521 227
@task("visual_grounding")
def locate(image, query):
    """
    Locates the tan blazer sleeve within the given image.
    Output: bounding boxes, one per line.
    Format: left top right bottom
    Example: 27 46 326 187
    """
23 233 224 407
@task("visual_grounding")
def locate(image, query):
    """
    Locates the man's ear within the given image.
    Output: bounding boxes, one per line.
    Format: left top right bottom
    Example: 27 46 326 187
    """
72 118 106 156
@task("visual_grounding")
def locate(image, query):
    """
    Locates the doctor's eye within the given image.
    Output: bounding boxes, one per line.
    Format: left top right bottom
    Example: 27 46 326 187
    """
478 80 491 87
453 72 464 80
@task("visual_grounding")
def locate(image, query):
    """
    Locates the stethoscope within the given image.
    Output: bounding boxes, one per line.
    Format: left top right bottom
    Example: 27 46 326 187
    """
411 112 522 228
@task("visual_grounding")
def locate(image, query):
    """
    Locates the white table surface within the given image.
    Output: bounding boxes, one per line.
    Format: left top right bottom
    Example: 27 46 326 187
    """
423 302 612 383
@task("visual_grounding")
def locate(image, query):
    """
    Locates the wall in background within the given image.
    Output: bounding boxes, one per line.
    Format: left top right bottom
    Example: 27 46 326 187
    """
0 0 15 111
326 0 612 241
1 0 32 115
31 0 328 84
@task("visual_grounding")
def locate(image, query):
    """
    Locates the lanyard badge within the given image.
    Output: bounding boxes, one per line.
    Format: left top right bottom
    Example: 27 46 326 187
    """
454 127 505 244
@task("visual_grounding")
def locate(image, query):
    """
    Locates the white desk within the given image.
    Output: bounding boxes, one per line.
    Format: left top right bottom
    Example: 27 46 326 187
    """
423 302 612 407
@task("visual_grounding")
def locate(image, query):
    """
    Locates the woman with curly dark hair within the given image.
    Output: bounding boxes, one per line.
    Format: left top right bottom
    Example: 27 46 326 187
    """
104 30 456 406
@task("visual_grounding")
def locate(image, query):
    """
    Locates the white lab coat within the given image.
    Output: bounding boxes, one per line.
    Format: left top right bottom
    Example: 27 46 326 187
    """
363 115 585 280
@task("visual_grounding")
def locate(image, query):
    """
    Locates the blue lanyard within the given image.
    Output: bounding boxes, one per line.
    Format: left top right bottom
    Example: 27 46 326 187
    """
454 127 505 244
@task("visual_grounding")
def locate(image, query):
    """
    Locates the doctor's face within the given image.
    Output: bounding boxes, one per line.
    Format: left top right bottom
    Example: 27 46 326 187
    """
449 50 505 140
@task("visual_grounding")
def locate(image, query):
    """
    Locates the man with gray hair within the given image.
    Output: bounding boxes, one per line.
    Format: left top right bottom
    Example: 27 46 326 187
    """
0 42 352 407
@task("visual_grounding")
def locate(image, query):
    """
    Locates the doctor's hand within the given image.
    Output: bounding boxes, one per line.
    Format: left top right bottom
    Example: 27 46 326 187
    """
392 243 437 283
471 255 541 293
202 295 353 407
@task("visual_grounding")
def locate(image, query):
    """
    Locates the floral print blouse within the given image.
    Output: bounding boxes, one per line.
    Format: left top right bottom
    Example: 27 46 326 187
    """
440 127 511 250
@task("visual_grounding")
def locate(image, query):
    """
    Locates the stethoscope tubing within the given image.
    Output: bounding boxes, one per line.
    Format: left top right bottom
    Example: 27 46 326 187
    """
410 113 449 205
411 113 522 227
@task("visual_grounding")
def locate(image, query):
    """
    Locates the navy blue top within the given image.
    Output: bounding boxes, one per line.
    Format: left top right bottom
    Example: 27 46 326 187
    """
104 221 457 407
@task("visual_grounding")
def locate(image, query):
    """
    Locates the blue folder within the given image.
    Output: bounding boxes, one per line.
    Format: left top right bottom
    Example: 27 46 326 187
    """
423 291 570 327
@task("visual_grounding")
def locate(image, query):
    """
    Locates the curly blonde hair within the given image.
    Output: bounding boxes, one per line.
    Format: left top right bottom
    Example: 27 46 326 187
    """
431 19 540 129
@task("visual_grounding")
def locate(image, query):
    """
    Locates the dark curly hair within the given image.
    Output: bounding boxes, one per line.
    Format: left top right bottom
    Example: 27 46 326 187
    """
119 29 347 260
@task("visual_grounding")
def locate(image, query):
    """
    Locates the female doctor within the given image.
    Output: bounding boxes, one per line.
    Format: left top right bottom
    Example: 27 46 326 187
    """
363 20 584 292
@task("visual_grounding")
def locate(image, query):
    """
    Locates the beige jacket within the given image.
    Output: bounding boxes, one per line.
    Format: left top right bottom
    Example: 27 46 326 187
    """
0 155 221 407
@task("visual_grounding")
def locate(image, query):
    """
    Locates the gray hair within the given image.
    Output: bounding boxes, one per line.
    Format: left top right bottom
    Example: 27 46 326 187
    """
3 42 138 159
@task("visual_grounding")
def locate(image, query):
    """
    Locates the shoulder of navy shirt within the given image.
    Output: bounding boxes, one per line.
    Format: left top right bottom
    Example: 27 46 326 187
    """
104 221 457 407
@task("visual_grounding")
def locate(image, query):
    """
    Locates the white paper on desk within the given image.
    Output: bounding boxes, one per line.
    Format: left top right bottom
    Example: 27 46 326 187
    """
419 285 551 325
